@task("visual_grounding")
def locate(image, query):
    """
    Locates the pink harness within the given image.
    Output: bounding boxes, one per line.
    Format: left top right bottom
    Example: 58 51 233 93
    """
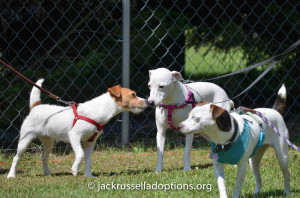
159 85 196 130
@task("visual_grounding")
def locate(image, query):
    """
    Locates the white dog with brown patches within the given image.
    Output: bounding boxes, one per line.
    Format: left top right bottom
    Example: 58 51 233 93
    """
179 84 290 197
7 79 147 178
147 68 232 172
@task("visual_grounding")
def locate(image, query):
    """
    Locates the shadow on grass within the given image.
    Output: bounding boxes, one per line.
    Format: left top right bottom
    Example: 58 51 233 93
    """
0 168 9 175
91 163 212 177
93 163 213 177
0 169 25 176
3 162 213 178
243 189 299 198
153 163 213 173
92 168 155 177
32 172 74 177
191 163 213 170
51 172 74 176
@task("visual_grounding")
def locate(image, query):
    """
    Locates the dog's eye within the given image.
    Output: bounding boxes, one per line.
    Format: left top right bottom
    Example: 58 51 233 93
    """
192 117 200 122
159 85 164 89
131 93 136 98
148 85 151 89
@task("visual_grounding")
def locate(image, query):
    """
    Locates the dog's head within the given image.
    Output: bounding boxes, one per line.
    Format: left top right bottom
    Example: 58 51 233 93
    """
147 68 183 107
178 101 232 137
108 85 148 114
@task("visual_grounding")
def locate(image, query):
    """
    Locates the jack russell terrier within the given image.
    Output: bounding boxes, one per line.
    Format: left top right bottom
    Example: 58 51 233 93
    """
179 84 290 197
147 68 232 172
7 79 147 178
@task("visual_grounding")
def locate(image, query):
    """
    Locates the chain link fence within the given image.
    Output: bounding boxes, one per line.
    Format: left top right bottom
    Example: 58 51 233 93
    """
1 0 299 153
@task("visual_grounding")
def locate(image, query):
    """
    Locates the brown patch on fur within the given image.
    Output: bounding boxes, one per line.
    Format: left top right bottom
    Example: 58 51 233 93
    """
210 104 225 119
108 85 146 109
198 101 209 106
210 104 231 132
108 85 121 98
30 100 41 111
272 95 286 115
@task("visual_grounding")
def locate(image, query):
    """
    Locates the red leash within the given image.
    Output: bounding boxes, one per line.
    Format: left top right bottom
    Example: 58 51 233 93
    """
0 59 74 105
1 59 104 142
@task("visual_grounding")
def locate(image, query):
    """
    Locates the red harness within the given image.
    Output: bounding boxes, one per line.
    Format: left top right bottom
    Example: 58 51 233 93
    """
159 85 196 130
72 103 104 142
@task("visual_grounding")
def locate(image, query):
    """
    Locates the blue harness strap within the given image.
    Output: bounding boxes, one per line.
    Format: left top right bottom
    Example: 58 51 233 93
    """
250 130 265 158
211 120 265 165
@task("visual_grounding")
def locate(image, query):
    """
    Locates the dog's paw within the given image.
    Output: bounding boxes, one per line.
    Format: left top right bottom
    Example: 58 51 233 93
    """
154 169 162 173
71 166 79 176
7 173 16 179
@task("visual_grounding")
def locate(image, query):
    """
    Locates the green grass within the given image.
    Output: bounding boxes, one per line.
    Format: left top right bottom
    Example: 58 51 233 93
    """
1 146 299 197
184 44 285 78
185 45 248 76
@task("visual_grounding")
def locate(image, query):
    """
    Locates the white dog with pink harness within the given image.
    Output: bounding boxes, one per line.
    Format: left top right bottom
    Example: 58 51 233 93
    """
147 68 232 172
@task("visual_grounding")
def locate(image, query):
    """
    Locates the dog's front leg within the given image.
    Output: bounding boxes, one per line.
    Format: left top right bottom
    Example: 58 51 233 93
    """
213 162 227 198
83 139 97 177
69 130 84 176
183 133 193 171
232 160 248 198
155 124 167 173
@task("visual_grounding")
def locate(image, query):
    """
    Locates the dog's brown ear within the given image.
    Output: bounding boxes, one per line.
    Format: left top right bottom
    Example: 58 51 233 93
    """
198 101 209 106
210 104 225 119
108 85 121 98
210 104 231 131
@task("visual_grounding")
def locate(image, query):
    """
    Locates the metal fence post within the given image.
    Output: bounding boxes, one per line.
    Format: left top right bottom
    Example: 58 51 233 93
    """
121 0 130 145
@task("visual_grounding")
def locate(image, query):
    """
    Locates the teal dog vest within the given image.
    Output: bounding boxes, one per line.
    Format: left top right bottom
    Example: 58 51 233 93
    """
211 120 265 165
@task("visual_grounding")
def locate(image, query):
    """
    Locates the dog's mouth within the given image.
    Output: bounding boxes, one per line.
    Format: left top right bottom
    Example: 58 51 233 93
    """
130 105 147 114
148 104 157 108
178 123 199 134
179 128 195 134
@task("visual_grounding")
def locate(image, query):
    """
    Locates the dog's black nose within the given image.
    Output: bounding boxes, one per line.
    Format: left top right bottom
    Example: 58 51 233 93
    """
147 99 155 107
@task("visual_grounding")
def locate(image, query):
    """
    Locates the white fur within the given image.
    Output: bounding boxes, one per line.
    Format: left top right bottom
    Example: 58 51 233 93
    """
179 95 290 197
278 84 286 100
29 79 44 107
7 82 147 178
147 68 232 172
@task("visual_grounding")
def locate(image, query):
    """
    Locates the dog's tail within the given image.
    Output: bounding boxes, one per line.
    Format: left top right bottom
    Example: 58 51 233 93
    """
272 84 286 115
29 79 44 111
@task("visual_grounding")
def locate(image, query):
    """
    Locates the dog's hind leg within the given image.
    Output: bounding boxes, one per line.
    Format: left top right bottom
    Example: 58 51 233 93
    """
249 145 268 195
273 141 290 195
7 132 36 178
83 139 97 177
183 133 193 171
39 136 54 175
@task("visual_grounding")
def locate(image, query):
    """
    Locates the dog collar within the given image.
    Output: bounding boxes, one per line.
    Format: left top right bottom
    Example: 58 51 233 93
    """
159 85 196 130
72 103 104 142
213 118 239 153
